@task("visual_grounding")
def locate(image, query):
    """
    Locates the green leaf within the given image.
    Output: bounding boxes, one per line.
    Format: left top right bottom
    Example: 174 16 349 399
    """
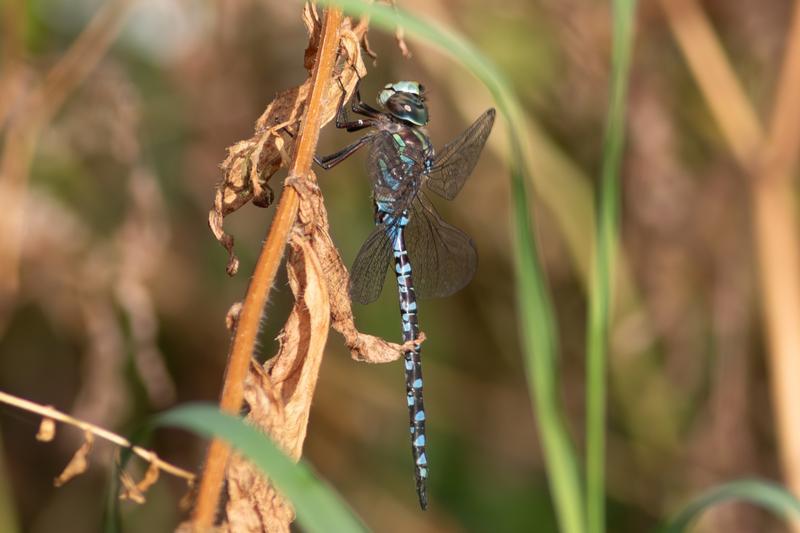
663 480 800 532
156 404 368 533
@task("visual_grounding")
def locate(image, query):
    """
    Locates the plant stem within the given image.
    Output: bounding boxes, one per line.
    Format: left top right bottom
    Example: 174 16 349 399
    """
586 2 636 533
0 389 194 482
660 2 800 530
191 8 343 528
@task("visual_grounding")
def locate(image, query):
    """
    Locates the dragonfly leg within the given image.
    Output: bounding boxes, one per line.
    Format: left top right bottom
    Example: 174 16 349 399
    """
314 133 374 169
334 103 377 132
350 80 382 117
331 78 378 131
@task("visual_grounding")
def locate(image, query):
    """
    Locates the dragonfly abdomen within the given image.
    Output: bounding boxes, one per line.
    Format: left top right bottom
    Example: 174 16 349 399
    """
389 214 429 510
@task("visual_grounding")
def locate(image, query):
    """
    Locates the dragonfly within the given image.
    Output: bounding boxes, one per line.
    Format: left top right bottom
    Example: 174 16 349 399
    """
315 79 495 510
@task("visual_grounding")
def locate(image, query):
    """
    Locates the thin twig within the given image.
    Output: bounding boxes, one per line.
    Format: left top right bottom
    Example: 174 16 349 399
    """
190 8 344 528
0 389 194 482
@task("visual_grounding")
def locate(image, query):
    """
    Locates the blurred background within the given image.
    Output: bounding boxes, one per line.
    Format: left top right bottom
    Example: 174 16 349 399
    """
0 0 795 531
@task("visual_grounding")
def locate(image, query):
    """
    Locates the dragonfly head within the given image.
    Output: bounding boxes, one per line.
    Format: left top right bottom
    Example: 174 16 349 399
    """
378 81 429 126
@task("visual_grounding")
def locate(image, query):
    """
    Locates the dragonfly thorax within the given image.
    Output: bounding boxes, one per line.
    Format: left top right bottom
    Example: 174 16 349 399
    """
378 81 429 127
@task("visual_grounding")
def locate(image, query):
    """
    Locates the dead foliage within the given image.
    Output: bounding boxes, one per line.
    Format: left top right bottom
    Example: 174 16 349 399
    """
0 390 195 503
209 4 368 276
196 5 424 531
54 431 95 487
120 455 162 504
221 176 417 531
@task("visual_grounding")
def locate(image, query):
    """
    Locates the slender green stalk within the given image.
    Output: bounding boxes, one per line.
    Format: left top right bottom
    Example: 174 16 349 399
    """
586 2 636 533
323 1 585 530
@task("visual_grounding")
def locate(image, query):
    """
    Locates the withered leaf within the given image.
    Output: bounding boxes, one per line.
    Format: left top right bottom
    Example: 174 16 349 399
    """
54 430 94 487
208 11 367 276
36 417 56 442
119 456 160 504
225 236 331 532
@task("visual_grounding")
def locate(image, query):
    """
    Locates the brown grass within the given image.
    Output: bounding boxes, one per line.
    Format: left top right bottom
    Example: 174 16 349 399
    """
661 0 800 528
192 6 416 531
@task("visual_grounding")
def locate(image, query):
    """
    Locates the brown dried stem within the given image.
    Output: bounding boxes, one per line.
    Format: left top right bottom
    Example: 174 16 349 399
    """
190 7 344 529
661 0 800 524
754 1 800 520
0 389 195 483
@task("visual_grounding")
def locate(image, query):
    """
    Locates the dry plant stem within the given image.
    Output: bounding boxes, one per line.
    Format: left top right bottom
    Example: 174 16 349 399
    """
662 0 800 525
0 389 194 482
658 0 763 164
0 0 136 302
755 1 800 520
190 8 344 529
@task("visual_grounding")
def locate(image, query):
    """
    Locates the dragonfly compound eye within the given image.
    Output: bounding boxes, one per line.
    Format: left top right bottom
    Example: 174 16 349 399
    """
385 92 429 126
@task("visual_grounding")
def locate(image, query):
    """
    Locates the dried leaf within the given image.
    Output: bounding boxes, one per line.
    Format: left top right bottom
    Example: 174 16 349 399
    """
226 301 243 332
54 431 94 486
179 479 196 512
36 416 56 442
395 26 412 58
119 469 145 504
225 235 331 532
208 15 367 276
119 456 160 504
290 178 407 364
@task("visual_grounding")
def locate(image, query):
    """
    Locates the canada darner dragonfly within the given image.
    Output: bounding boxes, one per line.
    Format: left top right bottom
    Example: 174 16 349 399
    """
316 80 495 510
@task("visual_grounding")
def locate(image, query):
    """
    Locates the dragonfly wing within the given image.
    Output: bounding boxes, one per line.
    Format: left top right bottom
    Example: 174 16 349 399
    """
350 223 396 305
405 193 477 299
425 108 496 200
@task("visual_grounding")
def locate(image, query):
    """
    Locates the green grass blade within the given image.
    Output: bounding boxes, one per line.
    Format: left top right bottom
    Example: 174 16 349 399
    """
586 2 637 533
662 480 800 532
156 404 368 533
321 2 585 531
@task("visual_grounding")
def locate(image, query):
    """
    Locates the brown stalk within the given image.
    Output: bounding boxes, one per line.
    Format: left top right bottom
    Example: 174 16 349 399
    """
659 0 763 167
190 8 344 529
0 389 194 483
754 1 800 518
661 0 800 523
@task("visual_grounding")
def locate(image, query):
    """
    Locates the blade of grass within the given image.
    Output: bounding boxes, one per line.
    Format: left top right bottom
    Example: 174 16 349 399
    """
586 2 636 533
321 1 585 530
662 480 800 533
158 404 367 533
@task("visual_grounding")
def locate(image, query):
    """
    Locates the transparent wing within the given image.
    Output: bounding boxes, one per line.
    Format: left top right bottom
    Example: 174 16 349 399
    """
425 108 496 200
349 223 396 305
405 193 477 299
367 131 424 217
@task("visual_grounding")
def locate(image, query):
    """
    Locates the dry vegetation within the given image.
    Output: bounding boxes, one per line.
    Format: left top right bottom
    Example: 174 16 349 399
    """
2 1 800 532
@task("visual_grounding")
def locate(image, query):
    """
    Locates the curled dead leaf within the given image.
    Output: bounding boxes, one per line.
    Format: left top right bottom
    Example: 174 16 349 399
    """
36 416 56 442
208 12 367 276
225 235 331 532
288 177 408 364
119 469 145 504
54 430 94 487
226 301 243 332
119 456 160 504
